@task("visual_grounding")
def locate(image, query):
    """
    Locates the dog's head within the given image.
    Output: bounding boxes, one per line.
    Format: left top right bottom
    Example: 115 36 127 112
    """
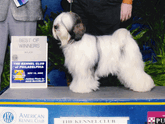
52 12 86 46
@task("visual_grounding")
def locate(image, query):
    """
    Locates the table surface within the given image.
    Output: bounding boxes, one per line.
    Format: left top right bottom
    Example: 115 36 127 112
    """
0 86 164 100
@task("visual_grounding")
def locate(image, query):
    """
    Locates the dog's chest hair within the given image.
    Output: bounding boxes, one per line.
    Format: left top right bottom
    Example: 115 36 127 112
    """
62 34 99 69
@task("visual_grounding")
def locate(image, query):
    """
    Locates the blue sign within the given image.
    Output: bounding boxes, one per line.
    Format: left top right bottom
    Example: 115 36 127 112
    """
12 61 46 83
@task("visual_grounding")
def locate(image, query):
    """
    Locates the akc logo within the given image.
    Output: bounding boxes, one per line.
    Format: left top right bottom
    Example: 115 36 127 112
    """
3 112 14 123
0 109 16 124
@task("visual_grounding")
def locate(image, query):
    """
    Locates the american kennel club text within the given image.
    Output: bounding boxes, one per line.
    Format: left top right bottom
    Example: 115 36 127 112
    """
0 107 48 124
18 113 45 123
3 113 46 123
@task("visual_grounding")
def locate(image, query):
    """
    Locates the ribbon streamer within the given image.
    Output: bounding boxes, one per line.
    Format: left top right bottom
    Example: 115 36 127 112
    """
13 0 29 7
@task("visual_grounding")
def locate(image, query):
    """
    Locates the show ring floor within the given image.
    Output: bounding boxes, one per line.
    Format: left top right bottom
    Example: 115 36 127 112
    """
0 86 164 100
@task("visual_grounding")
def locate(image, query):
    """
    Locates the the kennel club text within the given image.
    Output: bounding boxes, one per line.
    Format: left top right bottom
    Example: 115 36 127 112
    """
54 117 129 124
62 119 115 123
13 62 44 69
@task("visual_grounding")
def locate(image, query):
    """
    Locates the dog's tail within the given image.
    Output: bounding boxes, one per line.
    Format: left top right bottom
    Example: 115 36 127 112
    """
113 28 144 69
115 29 155 92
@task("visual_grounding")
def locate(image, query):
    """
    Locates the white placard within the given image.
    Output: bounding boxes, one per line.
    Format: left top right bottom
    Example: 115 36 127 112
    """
10 36 48 88
54 117 129 124
0 107 48 124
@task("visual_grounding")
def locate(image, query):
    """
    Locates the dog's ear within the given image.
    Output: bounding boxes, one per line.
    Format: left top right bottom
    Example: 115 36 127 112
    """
72 21 86 41
69 13 86 41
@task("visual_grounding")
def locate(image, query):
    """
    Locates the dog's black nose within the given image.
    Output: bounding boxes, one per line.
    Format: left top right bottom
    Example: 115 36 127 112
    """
54 25 58 29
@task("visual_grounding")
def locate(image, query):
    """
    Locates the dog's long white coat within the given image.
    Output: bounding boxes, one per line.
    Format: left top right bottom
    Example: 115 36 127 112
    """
53 12 155 93
96 29 155 92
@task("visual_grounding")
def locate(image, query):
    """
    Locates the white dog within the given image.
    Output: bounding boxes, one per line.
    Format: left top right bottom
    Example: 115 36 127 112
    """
52 12 155 93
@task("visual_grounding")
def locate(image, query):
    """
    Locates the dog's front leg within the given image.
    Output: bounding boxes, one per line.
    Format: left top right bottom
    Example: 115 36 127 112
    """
69 69 99 93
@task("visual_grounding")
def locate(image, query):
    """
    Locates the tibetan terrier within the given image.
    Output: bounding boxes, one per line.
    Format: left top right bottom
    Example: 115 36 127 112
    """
52 12 155 93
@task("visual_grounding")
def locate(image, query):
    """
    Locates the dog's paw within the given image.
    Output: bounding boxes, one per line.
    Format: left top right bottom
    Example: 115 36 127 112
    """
69 80 99 93
132 83 155 92
130 74 155 92
69 85 94 93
